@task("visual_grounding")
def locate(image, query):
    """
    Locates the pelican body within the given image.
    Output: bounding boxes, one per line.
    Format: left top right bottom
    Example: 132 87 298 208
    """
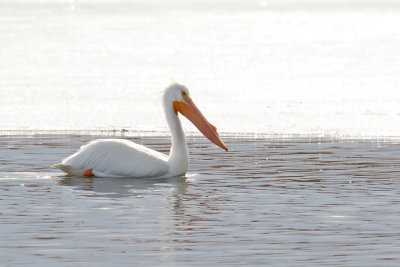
52 84 228 178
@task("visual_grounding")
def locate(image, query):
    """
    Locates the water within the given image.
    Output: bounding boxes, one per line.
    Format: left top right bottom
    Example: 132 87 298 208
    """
1 1 400 265
1 135 400 266
0 1 400 136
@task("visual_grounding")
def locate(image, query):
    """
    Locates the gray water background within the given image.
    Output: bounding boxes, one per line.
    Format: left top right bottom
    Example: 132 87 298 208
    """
0 135 399 266
1 2 400 265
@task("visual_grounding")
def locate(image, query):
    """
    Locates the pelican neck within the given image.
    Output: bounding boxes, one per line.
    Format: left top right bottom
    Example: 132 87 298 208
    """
164 101 189 175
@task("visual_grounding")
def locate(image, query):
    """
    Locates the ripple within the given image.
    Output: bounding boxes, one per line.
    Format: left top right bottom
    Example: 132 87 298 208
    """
0 135 400 266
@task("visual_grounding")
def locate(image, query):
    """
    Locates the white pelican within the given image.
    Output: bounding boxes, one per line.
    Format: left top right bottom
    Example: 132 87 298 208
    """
52 83 228 178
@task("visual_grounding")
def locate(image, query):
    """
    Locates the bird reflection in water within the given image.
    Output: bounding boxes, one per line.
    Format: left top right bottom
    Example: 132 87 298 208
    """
57 175 188 199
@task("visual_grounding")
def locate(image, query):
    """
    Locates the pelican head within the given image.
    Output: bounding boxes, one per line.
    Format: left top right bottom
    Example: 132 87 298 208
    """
163 83 228 152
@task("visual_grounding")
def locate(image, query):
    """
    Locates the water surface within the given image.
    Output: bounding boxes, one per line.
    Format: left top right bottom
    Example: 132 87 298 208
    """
2 1 400 266
1 135 400 266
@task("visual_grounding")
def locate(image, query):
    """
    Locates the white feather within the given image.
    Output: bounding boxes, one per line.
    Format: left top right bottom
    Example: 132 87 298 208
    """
54 139 169 178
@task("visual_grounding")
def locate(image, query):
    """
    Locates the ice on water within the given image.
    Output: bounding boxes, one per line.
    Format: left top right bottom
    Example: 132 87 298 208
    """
0 0 399 137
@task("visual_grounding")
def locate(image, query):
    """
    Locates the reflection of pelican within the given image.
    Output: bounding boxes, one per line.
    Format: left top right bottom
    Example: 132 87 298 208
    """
52 83 228 177
58 176 188 198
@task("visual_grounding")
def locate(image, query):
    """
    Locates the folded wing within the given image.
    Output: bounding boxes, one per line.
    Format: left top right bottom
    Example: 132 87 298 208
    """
54 139 169 178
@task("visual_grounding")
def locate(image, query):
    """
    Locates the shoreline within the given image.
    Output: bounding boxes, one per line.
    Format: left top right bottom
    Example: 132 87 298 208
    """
0 129 400 141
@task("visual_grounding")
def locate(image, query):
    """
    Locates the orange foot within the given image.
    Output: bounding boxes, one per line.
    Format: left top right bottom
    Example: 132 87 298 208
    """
83 168 94 177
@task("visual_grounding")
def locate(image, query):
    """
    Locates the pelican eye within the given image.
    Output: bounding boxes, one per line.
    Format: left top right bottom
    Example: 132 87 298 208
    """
181 90 189 100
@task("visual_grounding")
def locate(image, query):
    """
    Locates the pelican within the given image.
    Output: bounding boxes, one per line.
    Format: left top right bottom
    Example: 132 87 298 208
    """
52 83 228 178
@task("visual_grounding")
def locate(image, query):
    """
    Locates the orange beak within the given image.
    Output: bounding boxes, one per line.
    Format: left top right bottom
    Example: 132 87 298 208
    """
173 98 228 152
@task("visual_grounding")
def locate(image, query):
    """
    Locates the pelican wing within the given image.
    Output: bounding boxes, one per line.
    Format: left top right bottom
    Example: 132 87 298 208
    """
55 139 169 177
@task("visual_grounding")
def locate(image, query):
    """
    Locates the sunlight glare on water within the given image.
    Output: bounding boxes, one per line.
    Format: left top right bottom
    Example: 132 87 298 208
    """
0 0 399 137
